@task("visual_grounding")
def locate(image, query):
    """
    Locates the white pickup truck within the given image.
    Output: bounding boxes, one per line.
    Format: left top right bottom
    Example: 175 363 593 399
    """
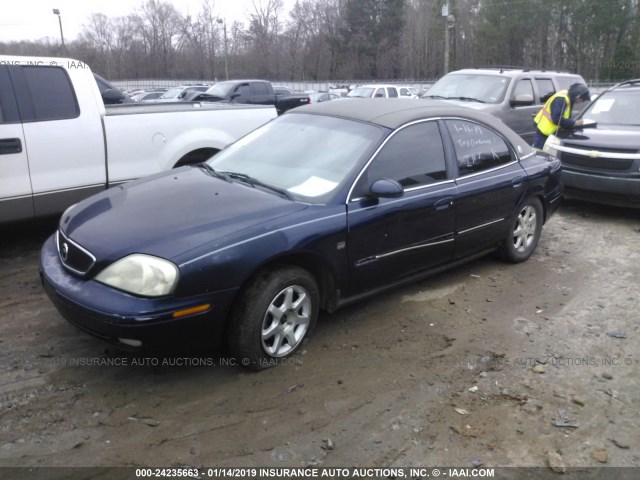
0 56 277 223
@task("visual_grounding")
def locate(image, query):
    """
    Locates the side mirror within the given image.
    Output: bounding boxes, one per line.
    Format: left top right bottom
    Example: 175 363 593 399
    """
510 94 534 107
102 89 126 104
370 179 404 198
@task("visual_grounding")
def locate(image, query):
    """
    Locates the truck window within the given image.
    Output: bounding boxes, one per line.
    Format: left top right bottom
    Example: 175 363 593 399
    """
235 84 251 100
0 67 20 124
14 66 79 122
374 88 385 98
387 88 398 98
556 76 583 91
535 78 555 103
253 82 269 95
512 79 534 101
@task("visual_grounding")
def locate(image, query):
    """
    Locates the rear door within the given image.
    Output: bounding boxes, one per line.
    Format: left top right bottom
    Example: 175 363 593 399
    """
250 82 276 105
0 66 33 222
347 120 456 294
9 64 106 218
443 119 527 258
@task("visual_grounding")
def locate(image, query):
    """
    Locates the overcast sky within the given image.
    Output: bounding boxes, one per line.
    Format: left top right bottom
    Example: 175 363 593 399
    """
0 0 274 43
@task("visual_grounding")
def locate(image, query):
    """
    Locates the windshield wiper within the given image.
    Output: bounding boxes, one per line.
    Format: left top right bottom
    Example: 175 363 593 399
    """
220 171 293 200
423 94 449 100
448 96 486 103
197 163 231 181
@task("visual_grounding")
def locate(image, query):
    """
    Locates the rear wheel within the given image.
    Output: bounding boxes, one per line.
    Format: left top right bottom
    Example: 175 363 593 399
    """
499 197 543 263
227 267 319 369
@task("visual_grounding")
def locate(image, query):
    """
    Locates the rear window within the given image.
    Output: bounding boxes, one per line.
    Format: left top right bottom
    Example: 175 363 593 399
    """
535 78 555 103
253 82 269 95
445 120 513 176
556 76 584 91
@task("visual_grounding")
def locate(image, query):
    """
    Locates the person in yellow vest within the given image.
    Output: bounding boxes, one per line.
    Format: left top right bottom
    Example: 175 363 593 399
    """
532 83 591 150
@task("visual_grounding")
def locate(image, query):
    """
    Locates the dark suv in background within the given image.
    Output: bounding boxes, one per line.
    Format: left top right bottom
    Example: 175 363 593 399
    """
543 79 640 208
422 67 588 144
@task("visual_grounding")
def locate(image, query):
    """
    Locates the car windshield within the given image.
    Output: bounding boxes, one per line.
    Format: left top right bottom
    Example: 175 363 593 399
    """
207 114 386 204
347 87 375 98
582 90 640 126
206 83 235 97
159 87 185 99
424 73 510 104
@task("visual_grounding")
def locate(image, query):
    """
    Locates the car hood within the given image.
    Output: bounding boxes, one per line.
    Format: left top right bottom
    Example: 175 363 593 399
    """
557 124 640 150
60 166 308 265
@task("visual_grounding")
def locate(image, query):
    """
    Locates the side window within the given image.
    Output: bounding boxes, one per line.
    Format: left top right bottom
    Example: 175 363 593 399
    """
374 88 385 98
252 82 269 96
445 120 512 176
512 79 534 101
19 66 79 122
399 88 411 97
535 78 555 103
0 67 20 124
388 87 398 98
355 121 447 197
234 84 251 99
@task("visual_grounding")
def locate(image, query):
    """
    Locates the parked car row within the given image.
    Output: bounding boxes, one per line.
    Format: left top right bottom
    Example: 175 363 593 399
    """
4 55 633 372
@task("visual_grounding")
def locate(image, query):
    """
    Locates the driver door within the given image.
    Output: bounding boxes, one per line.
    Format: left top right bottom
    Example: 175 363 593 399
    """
346 120 456 295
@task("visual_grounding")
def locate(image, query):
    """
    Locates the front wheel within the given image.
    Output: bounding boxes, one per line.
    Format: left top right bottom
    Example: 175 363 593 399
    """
499 197 543 263
227 267 319 369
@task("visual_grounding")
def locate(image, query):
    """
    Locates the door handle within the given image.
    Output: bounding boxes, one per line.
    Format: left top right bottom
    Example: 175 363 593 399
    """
0 138 22 155
434 197 454 211
511 176 525 188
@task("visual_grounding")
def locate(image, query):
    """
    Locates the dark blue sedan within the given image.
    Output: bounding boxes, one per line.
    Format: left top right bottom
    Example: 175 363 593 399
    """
40 99 563 368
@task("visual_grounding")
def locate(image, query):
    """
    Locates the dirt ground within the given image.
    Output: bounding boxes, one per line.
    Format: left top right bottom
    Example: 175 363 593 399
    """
0 200 639 478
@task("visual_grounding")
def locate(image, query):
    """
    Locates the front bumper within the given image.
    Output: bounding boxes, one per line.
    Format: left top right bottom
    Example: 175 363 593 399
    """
40 234 237 350
562 170 640 208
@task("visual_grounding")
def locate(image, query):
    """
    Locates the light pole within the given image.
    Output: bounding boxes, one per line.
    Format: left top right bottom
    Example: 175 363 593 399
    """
442 2 455 74
52 9 66 55
217 18 229 80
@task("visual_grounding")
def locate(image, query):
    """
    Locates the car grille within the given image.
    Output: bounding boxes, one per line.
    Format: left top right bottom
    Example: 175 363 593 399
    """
561 144 636 171
56 229 96 276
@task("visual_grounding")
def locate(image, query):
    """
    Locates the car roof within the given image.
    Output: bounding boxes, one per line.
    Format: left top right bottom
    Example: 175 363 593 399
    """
451 68 581 78
290 98 534 155
608 79 640 91
354 84 400 89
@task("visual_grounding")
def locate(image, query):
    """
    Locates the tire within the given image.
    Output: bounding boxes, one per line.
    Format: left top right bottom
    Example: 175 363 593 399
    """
499 197 543 263
227 266 319 370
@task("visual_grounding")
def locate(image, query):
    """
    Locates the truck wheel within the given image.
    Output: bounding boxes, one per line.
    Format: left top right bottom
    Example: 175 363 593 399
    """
499 197 543 263
227 267 319 369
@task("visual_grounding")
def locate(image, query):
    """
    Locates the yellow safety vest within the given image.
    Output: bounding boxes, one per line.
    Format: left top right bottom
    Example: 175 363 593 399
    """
534 90 572 136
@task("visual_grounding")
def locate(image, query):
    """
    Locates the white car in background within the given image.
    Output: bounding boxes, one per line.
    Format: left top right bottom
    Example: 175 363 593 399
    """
346 84 417 99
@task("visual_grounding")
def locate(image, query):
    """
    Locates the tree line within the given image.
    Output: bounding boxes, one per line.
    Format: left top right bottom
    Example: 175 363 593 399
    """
2 0 639 83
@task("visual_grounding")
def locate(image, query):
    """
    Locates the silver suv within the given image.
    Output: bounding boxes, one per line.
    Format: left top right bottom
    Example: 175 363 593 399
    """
422 67 588 144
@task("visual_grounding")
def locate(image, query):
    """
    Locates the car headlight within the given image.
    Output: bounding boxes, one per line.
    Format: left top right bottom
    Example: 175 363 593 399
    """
543 135 561 157
95 254 179 297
